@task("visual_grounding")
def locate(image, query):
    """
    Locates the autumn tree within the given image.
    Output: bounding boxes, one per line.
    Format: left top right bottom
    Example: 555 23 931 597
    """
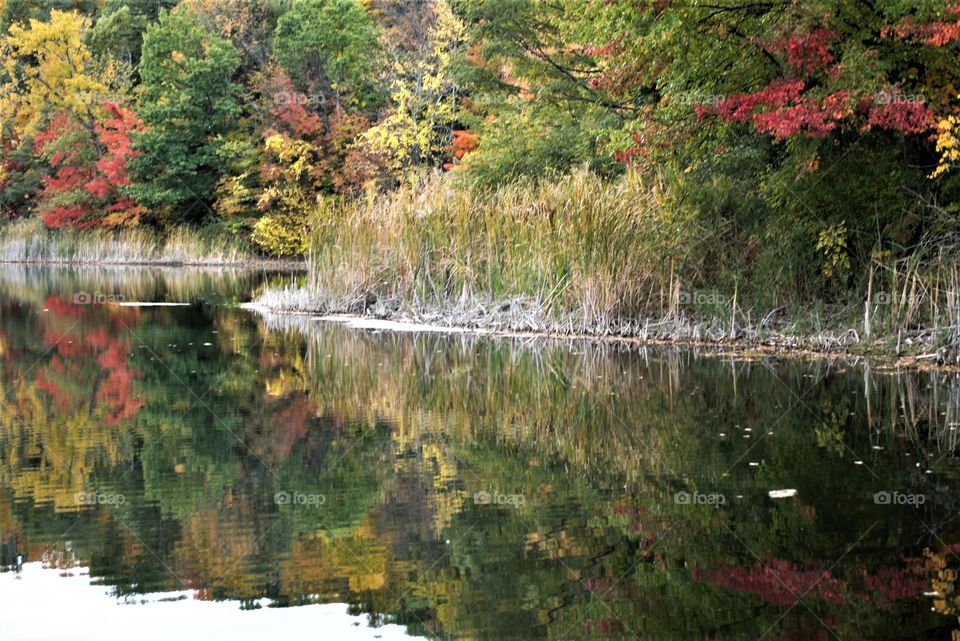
124 7 241 223
0 136 46 217
457 0 960 295
248 67 373 255
0 10 143 229
180 0 280 74
273 0 384 113
0 10 113 140
31 102 145 229
362 0 466 178
86 6 147 69
0 0 100 34
447 0 621 184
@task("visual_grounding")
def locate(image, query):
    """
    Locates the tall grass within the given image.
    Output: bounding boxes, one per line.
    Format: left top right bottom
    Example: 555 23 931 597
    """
0 218 263 265
252 169 960 359
862 230 960 358
275 168 719 334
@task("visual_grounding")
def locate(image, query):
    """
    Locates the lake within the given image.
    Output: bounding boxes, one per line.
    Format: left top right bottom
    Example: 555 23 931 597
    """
1 266 959 640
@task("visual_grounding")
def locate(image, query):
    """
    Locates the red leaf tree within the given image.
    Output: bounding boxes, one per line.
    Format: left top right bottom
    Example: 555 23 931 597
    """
33 101 145 230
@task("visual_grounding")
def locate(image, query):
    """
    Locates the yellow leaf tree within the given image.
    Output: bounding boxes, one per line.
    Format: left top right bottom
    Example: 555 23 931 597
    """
361 0 465 178
932 112 960 179
0 10 113 143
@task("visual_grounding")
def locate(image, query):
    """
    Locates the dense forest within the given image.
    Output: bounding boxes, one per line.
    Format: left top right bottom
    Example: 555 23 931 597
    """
3 0 960 348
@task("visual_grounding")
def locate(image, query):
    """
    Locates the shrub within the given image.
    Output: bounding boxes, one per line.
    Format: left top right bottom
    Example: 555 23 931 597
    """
463 105 613 188
252 213 309 257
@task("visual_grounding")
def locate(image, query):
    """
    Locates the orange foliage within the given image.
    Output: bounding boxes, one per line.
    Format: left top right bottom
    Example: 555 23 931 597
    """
443 129 478 170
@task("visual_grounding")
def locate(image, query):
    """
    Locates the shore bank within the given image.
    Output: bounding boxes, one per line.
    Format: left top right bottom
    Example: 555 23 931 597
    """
242 294 960 373
265 170 960 371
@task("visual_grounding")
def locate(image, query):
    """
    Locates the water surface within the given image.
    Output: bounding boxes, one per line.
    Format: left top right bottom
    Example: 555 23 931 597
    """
1 267 960 640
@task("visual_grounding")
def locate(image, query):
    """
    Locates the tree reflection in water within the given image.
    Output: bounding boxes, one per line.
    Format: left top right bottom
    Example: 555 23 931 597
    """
1 268 959 640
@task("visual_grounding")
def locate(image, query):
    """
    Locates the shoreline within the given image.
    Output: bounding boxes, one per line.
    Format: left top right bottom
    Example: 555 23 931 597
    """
0 219 307 270
0 258 307 270
240 302 960 373
2 256 951 372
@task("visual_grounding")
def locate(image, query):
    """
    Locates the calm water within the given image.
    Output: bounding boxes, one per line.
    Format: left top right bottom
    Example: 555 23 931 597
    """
2 267 960 640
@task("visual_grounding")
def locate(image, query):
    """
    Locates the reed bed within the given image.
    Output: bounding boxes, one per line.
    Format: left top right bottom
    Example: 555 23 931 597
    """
269 168 718 333
859 227 960 360
249 170 960 361
310 169 701 321
0 218 257 265
252 169 866 351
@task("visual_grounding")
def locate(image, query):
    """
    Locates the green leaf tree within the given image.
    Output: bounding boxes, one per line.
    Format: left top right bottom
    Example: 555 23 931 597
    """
125 7 241 223
362 0 465 178
273 0 383 113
